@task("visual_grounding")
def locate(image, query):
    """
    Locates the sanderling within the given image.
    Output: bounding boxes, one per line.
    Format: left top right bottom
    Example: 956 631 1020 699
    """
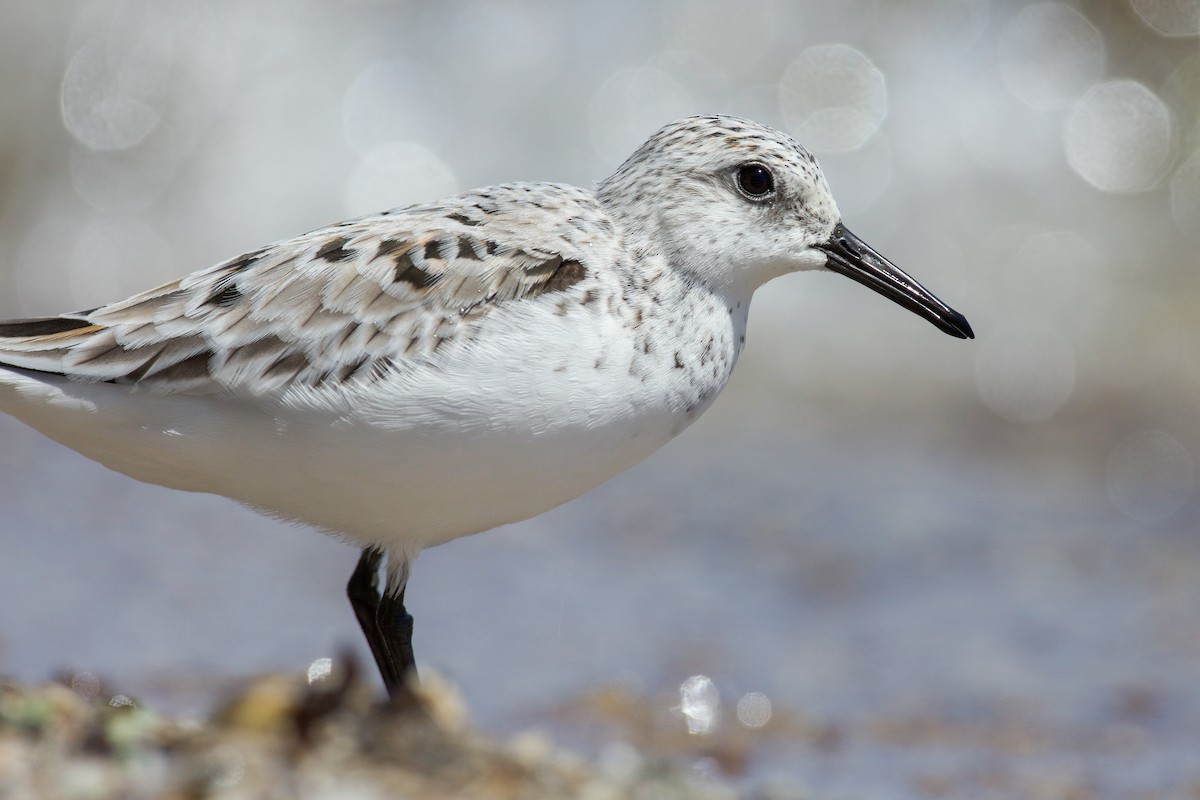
0 115 972 705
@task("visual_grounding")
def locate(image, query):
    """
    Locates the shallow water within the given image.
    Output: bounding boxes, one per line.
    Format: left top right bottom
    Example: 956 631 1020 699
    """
1 374 1197 797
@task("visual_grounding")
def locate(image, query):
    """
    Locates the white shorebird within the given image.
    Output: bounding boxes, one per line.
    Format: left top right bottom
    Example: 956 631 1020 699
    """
0 115 971 704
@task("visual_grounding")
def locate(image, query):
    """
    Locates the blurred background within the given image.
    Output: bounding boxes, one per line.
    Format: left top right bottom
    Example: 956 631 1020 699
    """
1 0 1198 796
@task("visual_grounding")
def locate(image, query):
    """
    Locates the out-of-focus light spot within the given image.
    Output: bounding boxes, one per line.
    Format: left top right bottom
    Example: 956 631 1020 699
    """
69 217 173 309
779 44 886 153
975 323 1076 423
109 694 135 708
1170 149 1200 240
1107 430 1195 521
679 674 719 735
306 657 333 685
69 135 177 214
1131 0 1200 36
69 671 100 700
736 692 772 728
344 142 457 218
1164 54 1200 135
999 4 1105 111
1064 80 1173 193
61 41 161 151
342 58 446 158
587 67 694 166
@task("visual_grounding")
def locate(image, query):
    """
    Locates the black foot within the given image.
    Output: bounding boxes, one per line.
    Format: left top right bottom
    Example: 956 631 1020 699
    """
347 547 421 708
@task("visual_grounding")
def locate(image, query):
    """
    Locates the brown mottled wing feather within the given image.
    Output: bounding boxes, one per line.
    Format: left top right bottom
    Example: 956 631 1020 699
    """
0 208 592 395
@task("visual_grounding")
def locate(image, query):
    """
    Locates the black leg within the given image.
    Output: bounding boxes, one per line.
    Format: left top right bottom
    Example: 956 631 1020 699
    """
346 547 421 707
347 548 389 680
378 585 418 682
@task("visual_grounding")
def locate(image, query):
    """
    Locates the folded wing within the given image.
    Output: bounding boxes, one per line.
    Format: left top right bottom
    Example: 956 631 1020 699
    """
0 204 592 396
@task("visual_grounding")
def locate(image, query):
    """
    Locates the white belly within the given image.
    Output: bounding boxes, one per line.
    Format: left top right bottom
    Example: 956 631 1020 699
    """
0 297 739 556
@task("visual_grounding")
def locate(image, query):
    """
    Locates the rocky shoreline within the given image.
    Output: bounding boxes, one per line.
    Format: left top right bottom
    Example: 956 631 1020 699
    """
0 659 771 800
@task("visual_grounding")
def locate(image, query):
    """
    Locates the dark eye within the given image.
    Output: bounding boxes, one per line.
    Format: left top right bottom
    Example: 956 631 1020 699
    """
736 163 774 198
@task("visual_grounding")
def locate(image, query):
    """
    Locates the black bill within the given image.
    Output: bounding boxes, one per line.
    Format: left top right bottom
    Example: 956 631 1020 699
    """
818 223 974 340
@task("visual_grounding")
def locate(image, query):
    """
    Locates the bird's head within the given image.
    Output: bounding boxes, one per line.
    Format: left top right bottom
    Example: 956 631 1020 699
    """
597 115 973 339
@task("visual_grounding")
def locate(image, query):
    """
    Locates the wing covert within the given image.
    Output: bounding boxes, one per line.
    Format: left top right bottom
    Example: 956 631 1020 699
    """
0 206 596 395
